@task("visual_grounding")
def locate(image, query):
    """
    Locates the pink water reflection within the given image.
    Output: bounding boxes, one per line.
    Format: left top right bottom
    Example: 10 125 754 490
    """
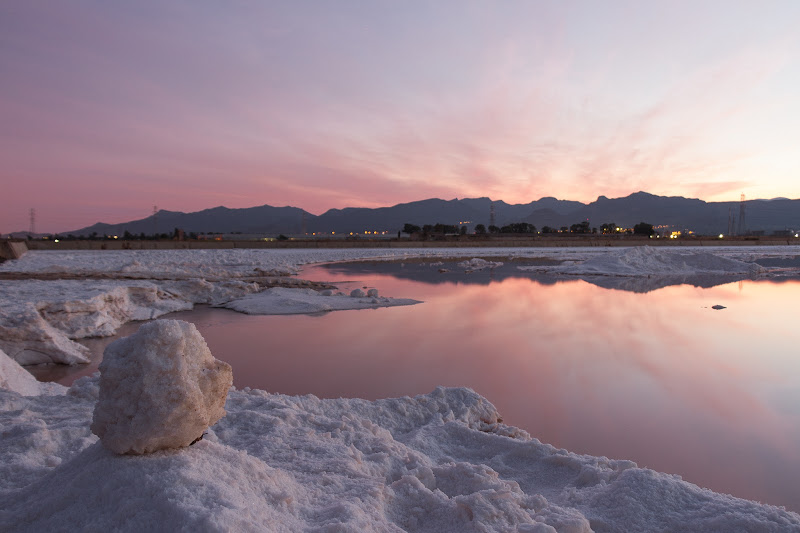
48 268 800 511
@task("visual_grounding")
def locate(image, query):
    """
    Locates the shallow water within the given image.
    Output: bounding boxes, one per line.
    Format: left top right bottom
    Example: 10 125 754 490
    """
33 261 800 511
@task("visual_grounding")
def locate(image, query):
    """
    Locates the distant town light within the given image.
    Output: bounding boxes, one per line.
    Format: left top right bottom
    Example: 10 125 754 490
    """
718 234 724 239
54 239 59 243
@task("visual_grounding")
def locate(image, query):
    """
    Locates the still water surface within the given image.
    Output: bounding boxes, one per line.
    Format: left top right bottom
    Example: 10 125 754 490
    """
37 261 800 511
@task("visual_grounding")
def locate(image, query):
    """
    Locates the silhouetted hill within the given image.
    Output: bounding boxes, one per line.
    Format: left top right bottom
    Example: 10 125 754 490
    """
62 193 800 237
313 199 485 234
309 197 582 233
524 192 800 234
525 192 714 230
70 205 314 237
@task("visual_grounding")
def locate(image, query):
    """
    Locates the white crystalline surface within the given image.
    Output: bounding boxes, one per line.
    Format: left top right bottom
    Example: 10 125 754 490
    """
518 246 765 276
91 320 233 455
0 279 259 365
0 348 65 396
1 246 796 278
0 248 520 278
0 378 798 532
223 287 420 315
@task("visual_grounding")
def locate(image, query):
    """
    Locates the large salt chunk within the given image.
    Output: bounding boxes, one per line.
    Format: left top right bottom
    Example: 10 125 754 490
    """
0 347 67 396
91 319 232 455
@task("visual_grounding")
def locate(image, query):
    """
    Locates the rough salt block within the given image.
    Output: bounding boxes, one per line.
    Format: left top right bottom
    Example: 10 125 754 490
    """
91 319 232 454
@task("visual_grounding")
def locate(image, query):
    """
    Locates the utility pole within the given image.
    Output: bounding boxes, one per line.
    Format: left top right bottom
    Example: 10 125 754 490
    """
489 202 496 228
29 208 36 235
153 205 158 237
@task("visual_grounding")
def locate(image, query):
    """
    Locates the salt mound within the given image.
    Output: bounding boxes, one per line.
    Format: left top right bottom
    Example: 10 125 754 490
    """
91 320 232 455
565 247 763 276
458 258 504 270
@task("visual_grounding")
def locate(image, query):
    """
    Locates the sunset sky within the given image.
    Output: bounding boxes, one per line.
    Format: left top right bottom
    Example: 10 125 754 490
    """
3 1 800 233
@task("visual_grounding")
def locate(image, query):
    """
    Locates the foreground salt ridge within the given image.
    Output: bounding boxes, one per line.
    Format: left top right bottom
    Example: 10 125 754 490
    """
0 278 261 365
1 374 798 532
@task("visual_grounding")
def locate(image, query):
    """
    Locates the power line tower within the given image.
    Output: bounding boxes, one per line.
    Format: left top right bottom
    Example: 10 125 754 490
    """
301 211 307 235
737 193 746 236
727 206 735 236
489 202 496 228
29 208 36 235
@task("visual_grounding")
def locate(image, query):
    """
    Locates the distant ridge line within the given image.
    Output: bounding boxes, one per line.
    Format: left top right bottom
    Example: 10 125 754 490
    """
41 192 800 237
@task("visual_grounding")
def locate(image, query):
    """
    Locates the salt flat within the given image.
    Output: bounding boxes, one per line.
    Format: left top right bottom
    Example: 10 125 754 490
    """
1 246 799 532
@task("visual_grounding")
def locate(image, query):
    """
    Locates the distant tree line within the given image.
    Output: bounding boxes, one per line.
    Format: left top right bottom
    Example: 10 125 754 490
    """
404 222 537 236
37 221 657 242
403 220 657 237
494 222 537 234
402 223 466 236
38 228 200 241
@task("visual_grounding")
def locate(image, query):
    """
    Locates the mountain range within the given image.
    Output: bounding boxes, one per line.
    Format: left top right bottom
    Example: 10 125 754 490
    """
64 192 799 237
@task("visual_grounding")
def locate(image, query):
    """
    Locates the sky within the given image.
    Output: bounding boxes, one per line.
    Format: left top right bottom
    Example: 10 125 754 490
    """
2 1 800 234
